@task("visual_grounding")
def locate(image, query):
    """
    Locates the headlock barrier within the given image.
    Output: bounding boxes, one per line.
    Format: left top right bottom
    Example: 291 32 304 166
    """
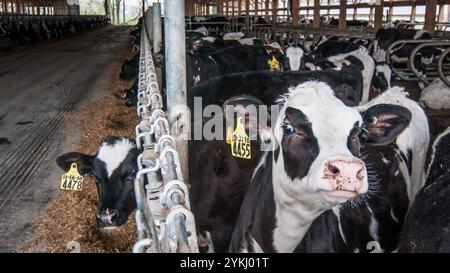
132 6 198 253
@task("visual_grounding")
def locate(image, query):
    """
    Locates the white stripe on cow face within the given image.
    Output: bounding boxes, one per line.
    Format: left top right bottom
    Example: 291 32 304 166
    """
286 46 304 71
97 138 135 178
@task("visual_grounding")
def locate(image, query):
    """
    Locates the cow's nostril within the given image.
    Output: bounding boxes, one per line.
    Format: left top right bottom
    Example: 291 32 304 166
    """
357 167 365 180
327 162 340 175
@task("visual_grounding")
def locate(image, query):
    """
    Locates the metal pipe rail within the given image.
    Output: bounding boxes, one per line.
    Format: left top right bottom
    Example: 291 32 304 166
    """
437 47 450 88
386 39 450 84
132 18 198 254
254 25 375 47
408 41 450 86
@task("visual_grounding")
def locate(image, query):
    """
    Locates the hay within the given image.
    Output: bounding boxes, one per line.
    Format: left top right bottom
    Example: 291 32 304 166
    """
20 57 139 253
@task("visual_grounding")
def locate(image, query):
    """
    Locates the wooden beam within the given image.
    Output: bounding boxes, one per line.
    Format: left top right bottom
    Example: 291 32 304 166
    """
292 0 299 26
424 0 438 31
272 0 278 23
313 0 320 27
374 0 384 30
411 0 417 21
265 0 269 20
339 0 346 30
245 0 249 16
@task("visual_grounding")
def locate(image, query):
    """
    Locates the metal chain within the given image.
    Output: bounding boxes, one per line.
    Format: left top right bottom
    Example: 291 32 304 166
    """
132 21 199 253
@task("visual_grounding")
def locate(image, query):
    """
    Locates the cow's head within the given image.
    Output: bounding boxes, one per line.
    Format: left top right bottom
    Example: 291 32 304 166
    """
272 81 411 208
56 137 139 229
283 46 306 71
372 62 392 92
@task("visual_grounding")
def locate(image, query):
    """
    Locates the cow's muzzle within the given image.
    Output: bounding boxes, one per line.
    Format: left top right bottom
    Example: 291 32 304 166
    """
96 209 118 229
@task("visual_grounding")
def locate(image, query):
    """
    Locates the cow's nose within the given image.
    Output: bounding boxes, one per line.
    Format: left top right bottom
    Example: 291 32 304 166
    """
324 159 365 193
96 209 118 229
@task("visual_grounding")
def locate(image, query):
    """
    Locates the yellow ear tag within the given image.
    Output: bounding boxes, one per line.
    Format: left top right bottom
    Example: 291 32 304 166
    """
231 117 251 159
226 126 233 144
60 163 84 191
268 56 281 71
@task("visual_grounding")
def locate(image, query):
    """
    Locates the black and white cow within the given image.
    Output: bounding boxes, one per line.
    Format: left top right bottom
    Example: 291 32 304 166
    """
373 28 432 63
186 44 284 88
56 137 139 229
307 42 375 104
120 52 140 80
372 62 392 93
398 127 450 252
188 67 364 252
228 81 416 253
283 45 307 71
187 65 364 108
295 87 429 253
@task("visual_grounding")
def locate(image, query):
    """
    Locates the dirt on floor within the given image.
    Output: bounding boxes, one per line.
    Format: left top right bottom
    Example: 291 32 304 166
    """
19 57 139 253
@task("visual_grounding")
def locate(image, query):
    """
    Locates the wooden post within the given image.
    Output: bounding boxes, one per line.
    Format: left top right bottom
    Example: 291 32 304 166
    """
233 0 236 16
272 0 278 23
339 0 346 30
374 0 384 30
245 0 249 16
387 0 392 22
265 0 269 20
424 0 438 31
411 0 417 22
292 0 299 26
306 0 309 18
238 0 241 15
327 0 330 16
313 0 320 27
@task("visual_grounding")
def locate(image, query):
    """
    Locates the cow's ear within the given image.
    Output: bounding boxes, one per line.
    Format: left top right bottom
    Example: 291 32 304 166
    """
360 104 411 146
56 152 94 175
222 96 271 141
189 37 203 51
334 84 359 107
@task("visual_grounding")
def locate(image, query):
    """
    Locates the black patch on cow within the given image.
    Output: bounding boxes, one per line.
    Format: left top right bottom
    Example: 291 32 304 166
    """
229 152 277 252
399 148 413 176
347 121 362 156
345 55 364 71
398 130 450 252
295 209 347 252
274 146 280 161
314 41 360 59
281 107 320 180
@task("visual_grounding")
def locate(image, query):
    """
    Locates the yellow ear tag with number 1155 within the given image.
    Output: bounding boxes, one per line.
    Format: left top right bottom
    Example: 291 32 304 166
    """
60 163 84 191
268 56 281 71
230 117 251 159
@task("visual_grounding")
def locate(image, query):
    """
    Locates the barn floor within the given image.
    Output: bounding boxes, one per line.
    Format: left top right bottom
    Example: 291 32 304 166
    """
0 25 131 252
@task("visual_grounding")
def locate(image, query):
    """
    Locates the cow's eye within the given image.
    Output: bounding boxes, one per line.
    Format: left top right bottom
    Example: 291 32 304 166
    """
281 122 294 135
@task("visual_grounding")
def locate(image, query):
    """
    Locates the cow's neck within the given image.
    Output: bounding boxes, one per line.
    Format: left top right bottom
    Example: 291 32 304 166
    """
271 158 331 253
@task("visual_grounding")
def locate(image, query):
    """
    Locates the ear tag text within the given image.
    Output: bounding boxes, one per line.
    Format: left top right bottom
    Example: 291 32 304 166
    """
60 163 84 191
268 56 281 71
230 117 251 159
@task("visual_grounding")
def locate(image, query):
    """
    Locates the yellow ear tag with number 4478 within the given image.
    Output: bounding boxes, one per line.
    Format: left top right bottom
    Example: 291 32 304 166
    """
60 163 84 191
230 117 251 159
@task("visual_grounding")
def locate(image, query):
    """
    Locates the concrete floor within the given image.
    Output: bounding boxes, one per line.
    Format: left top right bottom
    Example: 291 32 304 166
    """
0 25 130 252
